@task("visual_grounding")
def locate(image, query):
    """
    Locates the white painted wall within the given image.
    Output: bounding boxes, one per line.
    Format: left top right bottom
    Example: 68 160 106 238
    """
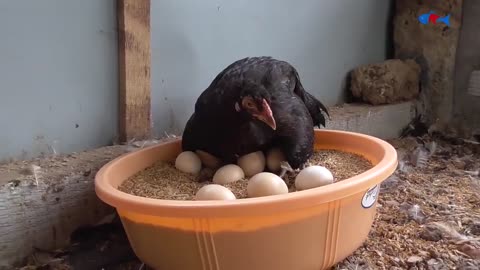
151 0 392 136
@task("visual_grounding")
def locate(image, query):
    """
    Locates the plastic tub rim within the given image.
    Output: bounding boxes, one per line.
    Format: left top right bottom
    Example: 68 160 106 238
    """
95 129 398 217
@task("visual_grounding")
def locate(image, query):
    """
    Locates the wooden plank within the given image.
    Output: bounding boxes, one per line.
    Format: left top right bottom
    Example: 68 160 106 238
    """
0 146 129 269
117 0 152 142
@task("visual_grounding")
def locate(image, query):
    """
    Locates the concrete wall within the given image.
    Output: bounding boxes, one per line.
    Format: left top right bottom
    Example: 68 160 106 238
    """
453 0 480 137
0 0 393 161
0 1 118 162
151 0 393 136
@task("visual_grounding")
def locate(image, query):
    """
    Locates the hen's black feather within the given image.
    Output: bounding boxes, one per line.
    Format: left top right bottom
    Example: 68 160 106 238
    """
182 56 328 169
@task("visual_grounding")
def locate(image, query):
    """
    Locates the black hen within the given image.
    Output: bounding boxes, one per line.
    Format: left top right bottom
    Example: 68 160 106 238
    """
182 56 329 172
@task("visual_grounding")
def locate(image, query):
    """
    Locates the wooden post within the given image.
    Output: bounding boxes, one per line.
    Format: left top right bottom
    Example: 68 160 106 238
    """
117 0 151 142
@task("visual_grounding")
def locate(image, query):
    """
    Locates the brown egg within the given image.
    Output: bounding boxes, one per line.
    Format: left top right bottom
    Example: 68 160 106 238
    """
175 151 202 175
237 151 266 177
213 164 245 184
266 148 286 172
247 172 289 198
195 184 236 200
195 150 222 169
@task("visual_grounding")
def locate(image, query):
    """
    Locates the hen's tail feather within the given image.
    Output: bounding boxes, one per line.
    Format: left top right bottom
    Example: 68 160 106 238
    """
292 69 330 128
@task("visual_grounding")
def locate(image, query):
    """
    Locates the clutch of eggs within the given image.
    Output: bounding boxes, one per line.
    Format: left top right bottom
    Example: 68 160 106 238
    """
176 148 335 201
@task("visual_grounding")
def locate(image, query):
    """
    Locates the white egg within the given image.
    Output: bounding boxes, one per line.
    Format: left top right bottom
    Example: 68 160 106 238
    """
266 148 286 172
295 165 334 191
195 184 236 201
237 151 266 177
175 151 202 175
247 172 289 198
195 150 221 169
212 164 245 185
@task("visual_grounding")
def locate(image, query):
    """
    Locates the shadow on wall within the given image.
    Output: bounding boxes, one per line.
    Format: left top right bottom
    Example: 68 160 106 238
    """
151 28 198 136
385 0 395 59
452 0 480 138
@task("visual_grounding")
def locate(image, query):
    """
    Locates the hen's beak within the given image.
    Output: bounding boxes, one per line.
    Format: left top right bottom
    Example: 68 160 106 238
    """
258 99 276 130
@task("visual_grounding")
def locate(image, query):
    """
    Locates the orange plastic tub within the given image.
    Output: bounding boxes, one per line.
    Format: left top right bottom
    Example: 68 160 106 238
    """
95 129 397 270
